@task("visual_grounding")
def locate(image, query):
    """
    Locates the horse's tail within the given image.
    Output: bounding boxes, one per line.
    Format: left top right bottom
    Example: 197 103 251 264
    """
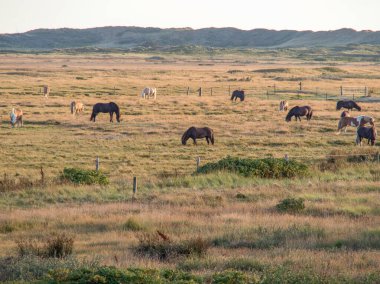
70 102 75 114
308 109 313 120
112 102 121 122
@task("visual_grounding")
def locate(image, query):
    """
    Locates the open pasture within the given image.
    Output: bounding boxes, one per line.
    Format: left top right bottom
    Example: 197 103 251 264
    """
0 52 380 282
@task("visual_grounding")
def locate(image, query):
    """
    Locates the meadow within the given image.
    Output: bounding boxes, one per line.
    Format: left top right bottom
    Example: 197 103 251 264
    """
0 51 379 283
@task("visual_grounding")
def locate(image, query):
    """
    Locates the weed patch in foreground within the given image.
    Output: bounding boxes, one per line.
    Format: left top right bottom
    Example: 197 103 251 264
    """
197 156 308 178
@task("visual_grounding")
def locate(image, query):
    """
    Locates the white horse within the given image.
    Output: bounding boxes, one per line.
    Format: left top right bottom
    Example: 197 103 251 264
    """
141 87 157 100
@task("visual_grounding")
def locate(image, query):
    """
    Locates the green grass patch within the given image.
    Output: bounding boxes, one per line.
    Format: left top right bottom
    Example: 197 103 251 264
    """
197 156 308 178
61 168 109 185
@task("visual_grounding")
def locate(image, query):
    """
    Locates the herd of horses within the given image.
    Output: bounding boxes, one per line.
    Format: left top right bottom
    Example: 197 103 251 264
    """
9 88 377 146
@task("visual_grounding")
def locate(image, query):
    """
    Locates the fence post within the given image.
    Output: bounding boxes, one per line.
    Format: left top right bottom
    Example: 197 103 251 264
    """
113 86 116 95
40 166 45 185
187 87 190 96
198 87 202 97
196 157 201 172
95 156 99 171
133 176 137 197
340 86 343 96
266 90 269 99
299 82 302 91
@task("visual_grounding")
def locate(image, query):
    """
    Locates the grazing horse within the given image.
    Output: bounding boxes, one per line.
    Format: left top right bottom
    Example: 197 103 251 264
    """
90 102 120 122
141 87 157 99
285 106 313 122
230 90 245 102
70 101 84 115
341 111 350 118
337 115 375 134
356 126 376 146
279 100 288 111
336 100 361 111
10 108 23 127
181 127 214 145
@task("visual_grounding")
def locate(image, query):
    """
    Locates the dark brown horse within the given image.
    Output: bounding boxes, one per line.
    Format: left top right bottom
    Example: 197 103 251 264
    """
231 90 245 102
285 106 313 122
181 127 214 145
336 100 361 111
90 102 120 122
356 126 376 146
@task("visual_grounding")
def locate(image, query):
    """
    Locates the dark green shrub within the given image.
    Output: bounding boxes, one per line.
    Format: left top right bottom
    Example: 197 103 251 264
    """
197 157 307 178
122 217 144 231
61 168 109 185
276 198 305 214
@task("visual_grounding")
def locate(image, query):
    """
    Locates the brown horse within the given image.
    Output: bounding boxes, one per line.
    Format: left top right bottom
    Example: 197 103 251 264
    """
279 100 288 111
181 127 214 145
71 101 84 115
285 106 313 122
337 115 375 134
356 126 376 146
10 108 23 127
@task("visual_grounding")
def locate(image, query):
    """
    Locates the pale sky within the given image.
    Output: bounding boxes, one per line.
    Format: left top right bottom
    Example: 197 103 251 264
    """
0 0 379 34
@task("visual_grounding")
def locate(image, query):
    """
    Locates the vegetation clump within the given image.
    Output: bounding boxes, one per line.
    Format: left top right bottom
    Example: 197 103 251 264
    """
276 197 305 214
16 233 74 258
197 156 308 178
61 168 109 185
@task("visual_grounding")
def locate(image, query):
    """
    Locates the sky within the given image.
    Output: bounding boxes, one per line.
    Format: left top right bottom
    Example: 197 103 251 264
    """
0 0 379 34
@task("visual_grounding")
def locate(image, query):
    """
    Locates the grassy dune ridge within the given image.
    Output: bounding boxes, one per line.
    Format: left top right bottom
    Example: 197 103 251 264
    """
0 52 379 282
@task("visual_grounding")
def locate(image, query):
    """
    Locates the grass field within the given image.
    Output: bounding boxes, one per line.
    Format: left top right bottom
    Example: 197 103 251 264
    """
0 51 379 283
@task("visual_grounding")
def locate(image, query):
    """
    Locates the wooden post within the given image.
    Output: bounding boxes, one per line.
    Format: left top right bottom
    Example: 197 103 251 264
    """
40 166 45 185
299 82 302 91
211 88 213 96
198 87 202 97
95 156 99 171
196 157 201 172
187 87 190 96
266 90 269 99
133 176 137 196
340 86 343 96
113 86 116 95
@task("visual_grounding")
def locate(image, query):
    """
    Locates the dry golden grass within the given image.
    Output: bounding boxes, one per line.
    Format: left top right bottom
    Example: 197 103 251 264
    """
0 53 379 279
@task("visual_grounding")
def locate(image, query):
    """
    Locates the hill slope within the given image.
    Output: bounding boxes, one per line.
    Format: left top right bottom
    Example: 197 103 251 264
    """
1 26 380 50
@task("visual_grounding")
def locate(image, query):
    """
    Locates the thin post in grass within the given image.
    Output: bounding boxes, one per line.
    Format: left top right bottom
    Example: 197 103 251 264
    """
133 176 137 199
198 87 202 97
95 156 99 171
40 166 45 186
340 86 343 96
196 157 201 172
187 87 190 96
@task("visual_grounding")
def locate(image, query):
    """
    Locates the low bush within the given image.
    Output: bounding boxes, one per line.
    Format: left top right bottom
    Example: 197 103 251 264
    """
135 231 210 260
16 233 74 258
197 156 308 178
61 168 109 185
276 197 305 214
122 217 145 231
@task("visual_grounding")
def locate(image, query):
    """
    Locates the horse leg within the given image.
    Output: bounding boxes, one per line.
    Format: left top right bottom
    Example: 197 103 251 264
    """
206 137 210 144
192 138 196 145
110 112 113 122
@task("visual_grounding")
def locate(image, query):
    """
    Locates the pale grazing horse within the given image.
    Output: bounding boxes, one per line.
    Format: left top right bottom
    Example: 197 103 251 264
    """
10 108 23 127
141 87 157 100
337 115 375 134
279 100 288 111
70 101 84 115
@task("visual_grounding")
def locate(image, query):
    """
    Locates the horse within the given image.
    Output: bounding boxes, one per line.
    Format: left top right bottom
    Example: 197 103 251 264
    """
285 106 313 122
336 100 361 111
337 115 375 134
341 111 350 117
230 90 245 102
141 87 156 99
70 101 84 115
90 102 120 122
181 127 214 145
10 108 23 127
356 126 376 146
279 100 288 111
